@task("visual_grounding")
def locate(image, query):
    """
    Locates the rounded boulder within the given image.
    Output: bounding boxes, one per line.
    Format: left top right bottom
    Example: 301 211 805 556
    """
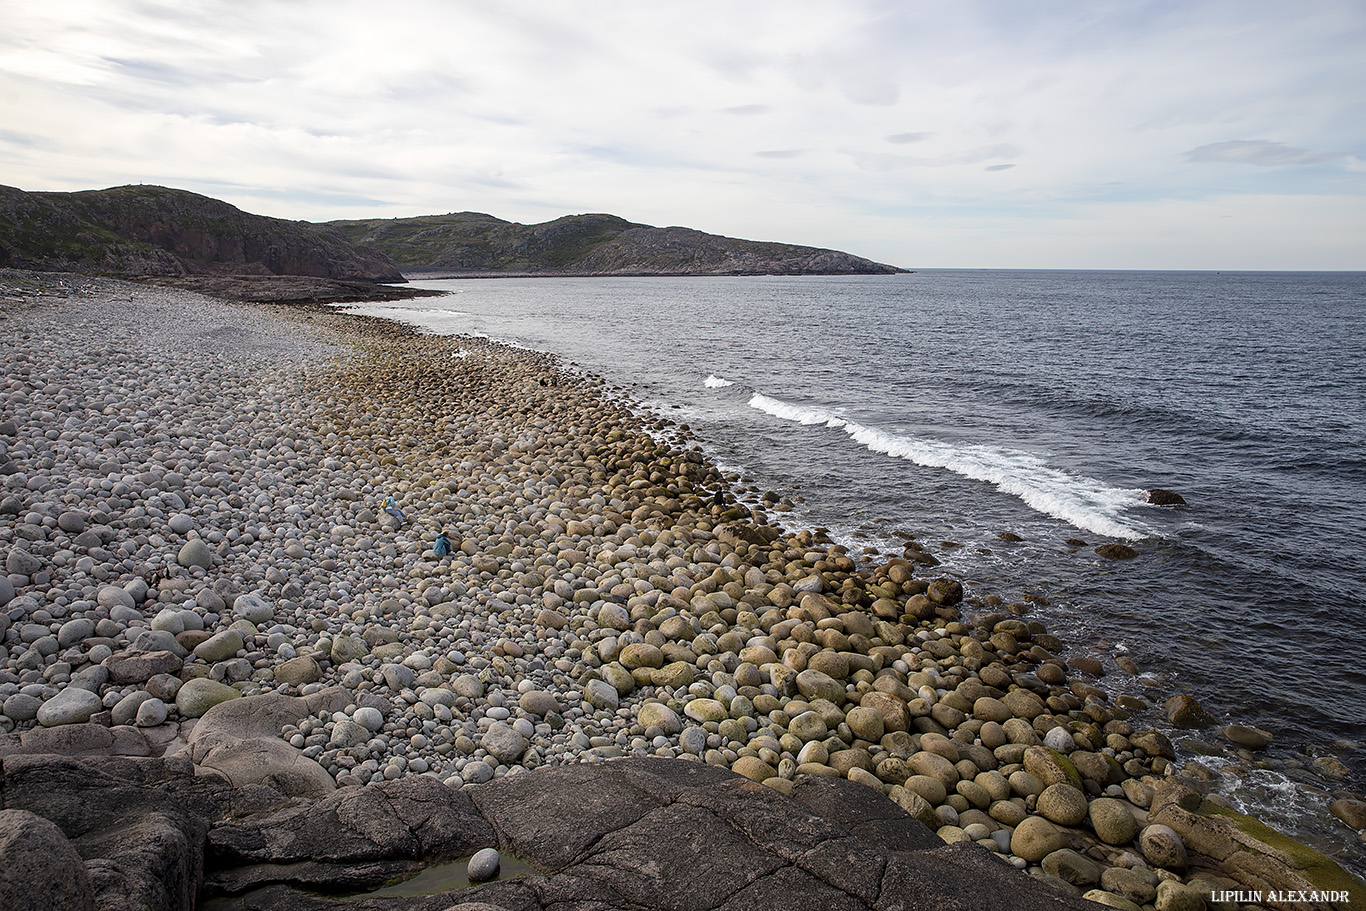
1010 816 1068 863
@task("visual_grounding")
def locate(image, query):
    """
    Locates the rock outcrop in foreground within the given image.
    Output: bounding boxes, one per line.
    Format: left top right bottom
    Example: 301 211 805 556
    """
0 750 1093 911
0 184 404 282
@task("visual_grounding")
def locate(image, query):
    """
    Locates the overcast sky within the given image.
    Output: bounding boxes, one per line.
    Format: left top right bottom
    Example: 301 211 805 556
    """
2 0 1363 269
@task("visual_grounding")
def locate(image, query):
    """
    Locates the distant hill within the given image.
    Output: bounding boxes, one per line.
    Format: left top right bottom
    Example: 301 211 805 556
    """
326 211 906 276
0 183 905 282
0 184 403 282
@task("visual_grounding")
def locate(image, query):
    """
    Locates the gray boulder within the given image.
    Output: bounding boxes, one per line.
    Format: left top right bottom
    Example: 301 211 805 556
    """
177 538 213 569
186 688 350 798
36 686 103 726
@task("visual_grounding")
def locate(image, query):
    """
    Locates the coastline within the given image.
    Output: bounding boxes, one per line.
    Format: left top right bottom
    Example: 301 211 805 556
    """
0 269 1361 910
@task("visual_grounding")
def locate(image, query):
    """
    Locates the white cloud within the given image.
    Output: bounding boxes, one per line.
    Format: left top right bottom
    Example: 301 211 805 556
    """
0 0 1363 268
1185 140 1339 167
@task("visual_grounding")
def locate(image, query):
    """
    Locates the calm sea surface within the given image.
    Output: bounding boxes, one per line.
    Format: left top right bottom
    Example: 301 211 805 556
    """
348 270 1366 869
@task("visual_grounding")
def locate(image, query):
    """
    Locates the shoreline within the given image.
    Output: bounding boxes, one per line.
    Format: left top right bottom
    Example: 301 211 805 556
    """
0 269 1361 909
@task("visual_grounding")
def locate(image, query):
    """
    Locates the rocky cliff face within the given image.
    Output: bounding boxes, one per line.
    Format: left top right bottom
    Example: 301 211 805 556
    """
327 211 906 276
0 185 403 282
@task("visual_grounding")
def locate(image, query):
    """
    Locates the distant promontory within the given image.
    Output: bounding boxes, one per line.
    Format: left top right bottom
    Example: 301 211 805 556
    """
327 211 906 277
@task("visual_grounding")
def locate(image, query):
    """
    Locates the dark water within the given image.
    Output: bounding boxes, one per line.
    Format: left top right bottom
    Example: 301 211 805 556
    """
348 270 1366 868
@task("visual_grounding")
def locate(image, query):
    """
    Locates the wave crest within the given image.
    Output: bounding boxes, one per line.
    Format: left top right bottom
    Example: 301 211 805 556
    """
748 393 1151 540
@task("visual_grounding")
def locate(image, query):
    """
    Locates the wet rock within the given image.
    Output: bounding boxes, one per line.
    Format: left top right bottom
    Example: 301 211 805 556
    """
1329 797 1366 831
467 846 500 882
1148 489 1187 506
926 578 964 605
1164 694 1216 728
1095 543 1140 560
1219 724 1271 750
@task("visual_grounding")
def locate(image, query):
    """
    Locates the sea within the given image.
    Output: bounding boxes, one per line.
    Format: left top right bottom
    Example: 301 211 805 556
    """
345 269 1366 872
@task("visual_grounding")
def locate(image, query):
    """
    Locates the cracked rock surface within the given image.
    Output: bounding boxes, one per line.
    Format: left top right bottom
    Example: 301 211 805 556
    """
1 751 1094 911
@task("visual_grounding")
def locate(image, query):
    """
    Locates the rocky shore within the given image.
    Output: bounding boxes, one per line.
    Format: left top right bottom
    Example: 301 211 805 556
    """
0 269 1361 910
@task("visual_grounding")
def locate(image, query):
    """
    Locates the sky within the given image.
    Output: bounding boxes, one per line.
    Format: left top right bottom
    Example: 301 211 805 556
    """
1 0 1364 270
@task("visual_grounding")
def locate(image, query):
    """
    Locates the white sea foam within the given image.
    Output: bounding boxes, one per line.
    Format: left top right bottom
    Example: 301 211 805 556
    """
748 392 1152 540
704 374 735 388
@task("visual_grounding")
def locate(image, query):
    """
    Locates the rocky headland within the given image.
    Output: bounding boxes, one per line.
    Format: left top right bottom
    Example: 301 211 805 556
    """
326 211 908 276
0 269 1361 910
0 185 403 282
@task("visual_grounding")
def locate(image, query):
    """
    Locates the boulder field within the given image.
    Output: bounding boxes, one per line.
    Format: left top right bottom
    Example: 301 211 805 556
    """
0 270 1361 910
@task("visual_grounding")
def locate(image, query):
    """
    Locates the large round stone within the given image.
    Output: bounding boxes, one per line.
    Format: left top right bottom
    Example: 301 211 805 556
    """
582 679 619 711
1220 724 1271 750
97 584 136 610
787 710 829 742
732 756 777 782
1089 797 1138 845
600 663 636 695
519 690 561 717
973 696 1012 723
652 661 694 688
233 594 275 624
194 629 244 663
618 642 664 670
329 719 370 749
806 650 849 679
467 847 500 882
683 698 728 723
796 668 844 704
274 655 322 686
1155 880 1205 911
1023 746 1081 789
1011 816 1068 862
1042 848 1101 887
1164 694 1215 728
909 750 959 790
482 722 528 764
859 691 909 732
1139 823 1187 871
36 687 102 726
1037 782 1088 826
638 702 683 735
329 634 369 663
177 538 214 569
845 705 885 742
353 706 385 732
926 578 963 605
175 677 240 718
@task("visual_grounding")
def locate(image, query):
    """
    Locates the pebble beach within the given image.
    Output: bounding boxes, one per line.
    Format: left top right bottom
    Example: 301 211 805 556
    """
1 269 1361 911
